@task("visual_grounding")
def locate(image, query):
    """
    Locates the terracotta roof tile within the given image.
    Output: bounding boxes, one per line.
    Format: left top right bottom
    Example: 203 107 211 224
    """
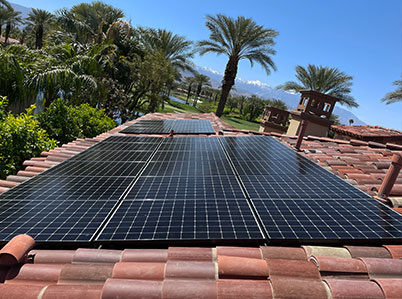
0 235 35 266
72 248 122 264
311 256 368 279
165 261 217 280
163 279 217 299
324 279 384 299
121 249 168 263
112 262 165 281
5 264 63 286
218 256 269 279
217 279 272 299
260 246 307 261
373 279 402 299
102 278 163 299
359 258 402 279
168 247 214 262
302 246 352 258
270 277 329 299
0 284 45 299
29 250 75 264
58 264 113 285
216 247 262 259
344 246 392 259
42 285 103 299
383 245 402 259
266 259 320 279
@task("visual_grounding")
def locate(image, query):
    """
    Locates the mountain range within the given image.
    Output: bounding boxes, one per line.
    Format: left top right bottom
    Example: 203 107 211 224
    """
195 66 365 126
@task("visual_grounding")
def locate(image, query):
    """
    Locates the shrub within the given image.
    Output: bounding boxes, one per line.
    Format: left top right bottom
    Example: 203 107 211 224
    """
38 99 116 145
0 97 57 179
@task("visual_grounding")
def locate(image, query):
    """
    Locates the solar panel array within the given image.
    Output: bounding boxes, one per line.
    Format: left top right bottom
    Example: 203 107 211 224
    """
120 119 215 134
1 133 402 244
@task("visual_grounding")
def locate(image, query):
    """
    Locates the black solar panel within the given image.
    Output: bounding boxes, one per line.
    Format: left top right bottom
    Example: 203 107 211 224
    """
124 176 245 200
240 175 371 199
120 120 215 134
96 199 264 241
252 199 402 240
0 199 116 242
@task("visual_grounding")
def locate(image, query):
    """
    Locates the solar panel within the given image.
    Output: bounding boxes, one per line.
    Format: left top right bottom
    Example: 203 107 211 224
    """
96 199 264 242
171 120 215 134
120 120 215 134
0 199 117 242
120 120 175 134
252 199 402 240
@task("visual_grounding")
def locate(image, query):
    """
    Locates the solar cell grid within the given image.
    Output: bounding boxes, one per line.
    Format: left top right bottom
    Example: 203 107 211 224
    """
0 176 133 202
102 136 162 143
241 175 370 199
170 120 215 134
41 161 145 177
70 150 153 162
141 161 235 176
252 199 402 240
85 142 157 151
96 199 264 241
0 199 117 242
151 150 227 162
120 120 175 134
124 176 245 200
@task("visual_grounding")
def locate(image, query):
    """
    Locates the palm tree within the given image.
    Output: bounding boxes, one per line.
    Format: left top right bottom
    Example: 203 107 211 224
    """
3 8 21 45
268 99 288 110
140 28 194 72
26 8 53 49
184 76 196 104
197 14 278 116
0 6 8 37
381 76 402 104
280 64 358 108
193 74 211 107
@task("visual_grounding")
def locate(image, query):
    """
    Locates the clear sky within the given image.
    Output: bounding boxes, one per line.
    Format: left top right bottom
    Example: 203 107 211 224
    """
13 0 402 129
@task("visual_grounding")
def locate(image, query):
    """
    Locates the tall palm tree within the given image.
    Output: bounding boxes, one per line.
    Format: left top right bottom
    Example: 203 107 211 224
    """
197 14 278 116
26 8 53 49
3 8 21 45
140 28 194 72
193 74 211 107
184 76 196 104
280 64 358 108
0 6 8 37
381 76 402 104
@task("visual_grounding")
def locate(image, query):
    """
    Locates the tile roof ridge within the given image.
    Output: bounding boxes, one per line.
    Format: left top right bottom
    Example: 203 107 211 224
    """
0 235 35 266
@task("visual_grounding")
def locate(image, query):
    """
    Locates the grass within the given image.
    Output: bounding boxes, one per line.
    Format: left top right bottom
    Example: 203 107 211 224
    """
221 115 260 131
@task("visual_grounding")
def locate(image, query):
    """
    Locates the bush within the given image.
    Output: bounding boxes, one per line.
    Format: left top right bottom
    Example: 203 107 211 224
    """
0 97 57 179
38 99 116 145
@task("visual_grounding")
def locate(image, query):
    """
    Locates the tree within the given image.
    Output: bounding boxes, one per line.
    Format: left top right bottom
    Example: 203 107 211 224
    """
26 8 53 49
244 95 265 121
349 119 354 125
197 14 278 116
3 8 21 45
184 76 196 104
193 74 211 107
267 98 288 110
139 28 194 72
280 64 358 108
381 76 402 104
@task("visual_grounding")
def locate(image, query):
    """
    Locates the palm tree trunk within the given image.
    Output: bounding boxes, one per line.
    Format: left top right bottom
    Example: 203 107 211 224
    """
186 83 192 104
193 84 202 107
4 21 10 45
36 25 43 49
216 58 237 117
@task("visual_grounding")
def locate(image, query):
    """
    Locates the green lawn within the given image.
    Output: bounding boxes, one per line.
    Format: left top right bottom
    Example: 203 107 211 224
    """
221 116 260 131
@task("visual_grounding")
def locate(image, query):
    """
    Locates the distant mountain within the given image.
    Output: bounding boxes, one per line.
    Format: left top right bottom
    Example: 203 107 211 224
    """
10 2 32 20
193 66 365 126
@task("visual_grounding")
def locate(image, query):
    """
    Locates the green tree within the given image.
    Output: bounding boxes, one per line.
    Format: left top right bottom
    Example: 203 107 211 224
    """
197 14 278 116
244 95 265 121
193 74 211 107
267 98 288 110
184 76 196 104
139 28 194 72
280 64 358 108
3 8 21 45
0 97 56 179
26 8 53 49
381 76 402 104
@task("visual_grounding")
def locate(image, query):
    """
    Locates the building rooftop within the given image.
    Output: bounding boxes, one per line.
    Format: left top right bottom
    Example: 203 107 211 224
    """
331 125 402 145
0 113 401 298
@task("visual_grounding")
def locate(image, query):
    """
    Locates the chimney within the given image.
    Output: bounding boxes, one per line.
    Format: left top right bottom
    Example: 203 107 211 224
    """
295 120 309 151
378 153 402 198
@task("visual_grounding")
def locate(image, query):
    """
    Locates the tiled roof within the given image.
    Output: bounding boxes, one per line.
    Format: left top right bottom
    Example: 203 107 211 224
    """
0 235 402 298
1 113 402 298
332 125 402 138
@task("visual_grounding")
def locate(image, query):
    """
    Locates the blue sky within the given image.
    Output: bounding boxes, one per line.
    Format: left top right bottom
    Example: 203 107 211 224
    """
13 0 402 129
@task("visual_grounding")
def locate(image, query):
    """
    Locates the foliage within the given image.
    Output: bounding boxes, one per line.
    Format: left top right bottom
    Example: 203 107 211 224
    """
26 8 53 49
381 76 402 104
267 99 288 110
279 64 358 108
37 98 115 145
197 14 278 116
0 97 56 179
244 95 265 121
